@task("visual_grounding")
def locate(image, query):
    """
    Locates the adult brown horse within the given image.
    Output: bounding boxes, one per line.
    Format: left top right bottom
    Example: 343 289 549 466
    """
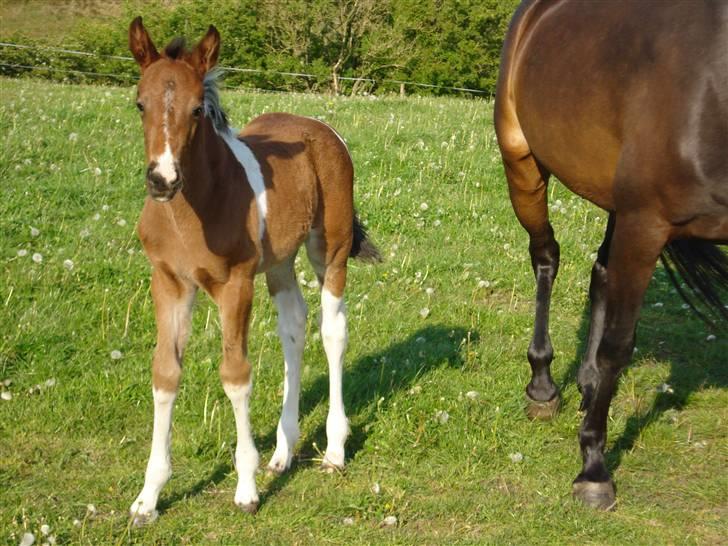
127 18 379 523
495 1 727 509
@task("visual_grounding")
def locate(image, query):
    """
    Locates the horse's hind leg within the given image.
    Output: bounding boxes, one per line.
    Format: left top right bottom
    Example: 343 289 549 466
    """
573 211 667 509
501 151 561 419
577 213 615 411
306 229 350 470
266 256 308 474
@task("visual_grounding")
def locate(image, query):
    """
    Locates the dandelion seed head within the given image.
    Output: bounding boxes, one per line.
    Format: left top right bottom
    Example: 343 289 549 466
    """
110 350 122 360
117 219 127 227
17 249 28 257
435 409 449 424
465 390 479 400
19 532 35 546
420 202 429 211
342 517 354 525
419 307 430 319
1 391 12 401
68 132 78 142
30 226 40 237
32 253 43 264
94 167 102 176
509 452 523 463
425 287 434 296
382 515 398 527
63 259 74 271
40 524 50 536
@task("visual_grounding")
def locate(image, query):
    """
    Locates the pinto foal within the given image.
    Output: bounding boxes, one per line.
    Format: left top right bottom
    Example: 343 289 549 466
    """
127 18 379 522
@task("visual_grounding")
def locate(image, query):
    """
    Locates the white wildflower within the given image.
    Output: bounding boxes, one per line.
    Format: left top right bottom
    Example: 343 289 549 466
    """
503 243 511 250
371 482 381 495
382 515 397 527
102 205 110 211
408 385 422 395
681 303 690 310
93 213 100 221
72 519 81 527
435 410 449 424
706 334 716 342
19 532 35 546
509 452 524 463
87 503 97 515
40 524 50 536
425 287 434 296
419 307 430 319
68 132 78 142
110 350 122 360
1 391 12 401
32 253 43 264
420 202 429 211
44 378 56 388
63 259 74 271
94 168 102 176
30 226 40 237
342 517 354 525
117 219 127 227
652 302 664 308
656 383 674 394
79 228 90 238
477 280 490 289
465 390 479 400
17 249 28 257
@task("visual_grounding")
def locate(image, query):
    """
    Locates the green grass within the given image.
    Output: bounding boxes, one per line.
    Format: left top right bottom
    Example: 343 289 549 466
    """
1 77 726 545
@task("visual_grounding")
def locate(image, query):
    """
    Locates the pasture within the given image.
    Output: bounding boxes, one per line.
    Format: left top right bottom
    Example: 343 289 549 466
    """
1 77 725 544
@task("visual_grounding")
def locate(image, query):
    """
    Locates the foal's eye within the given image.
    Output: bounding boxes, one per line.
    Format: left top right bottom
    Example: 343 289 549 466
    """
192 105 203 117
136 101 144 113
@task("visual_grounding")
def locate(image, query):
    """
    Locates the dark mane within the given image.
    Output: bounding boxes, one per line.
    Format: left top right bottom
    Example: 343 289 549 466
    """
203 68 230 135
164 37 187 60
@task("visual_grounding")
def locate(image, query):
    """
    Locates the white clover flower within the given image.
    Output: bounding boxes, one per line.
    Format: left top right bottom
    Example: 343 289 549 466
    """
93 213 100 221
425 287 434 296
117 219 127 227
503 243 511 251
371 482 381 495
30 226 40 237
408 385 422 395
509 452 524 463
69 132 78 142
419 307 430 319
465 390 479 400
477 280 490 289
110 350 122 360
706 334 716 342
79 228 90 238
435 410 449 424
94 168 102 176
63 259 74 271
19 532 35 546
72 519 81 527
420 202 429 211
87 503 97 515
382 515 397 527
40 524 50 536
342 517 354 525
1 391 11 401
17 249 28 257
32 253 43 264
102 205 110 212
44 378 56 388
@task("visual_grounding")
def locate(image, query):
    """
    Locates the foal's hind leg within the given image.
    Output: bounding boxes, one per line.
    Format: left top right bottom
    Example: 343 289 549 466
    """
577 213 615 411
131 267 196 525
573 212 667 509
306 231 350 470
502 152 561 419
266 257 308 474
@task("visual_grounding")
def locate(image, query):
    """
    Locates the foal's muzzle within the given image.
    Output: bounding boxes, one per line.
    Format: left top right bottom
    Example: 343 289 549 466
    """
146 162 182 202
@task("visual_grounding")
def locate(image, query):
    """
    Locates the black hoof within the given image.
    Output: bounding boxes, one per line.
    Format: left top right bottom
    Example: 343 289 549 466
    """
572 480 616 510
236 501 259 514
525 393 560 420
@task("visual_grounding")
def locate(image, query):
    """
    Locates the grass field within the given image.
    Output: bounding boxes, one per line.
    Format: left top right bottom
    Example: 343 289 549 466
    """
1 77 726 545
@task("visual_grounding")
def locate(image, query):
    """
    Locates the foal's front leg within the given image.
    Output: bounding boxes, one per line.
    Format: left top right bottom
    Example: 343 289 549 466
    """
131 268 196 524
217 273 260 512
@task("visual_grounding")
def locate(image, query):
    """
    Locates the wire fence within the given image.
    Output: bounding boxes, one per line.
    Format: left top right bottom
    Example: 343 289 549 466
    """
0 41 492 97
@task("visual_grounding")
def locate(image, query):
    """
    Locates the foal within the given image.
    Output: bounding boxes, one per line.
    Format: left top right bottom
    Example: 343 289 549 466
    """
127 18 379 522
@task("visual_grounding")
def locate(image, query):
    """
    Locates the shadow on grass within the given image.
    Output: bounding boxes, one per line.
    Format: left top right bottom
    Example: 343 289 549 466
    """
260 324 474 506
556 268 727 475
160 324 473 511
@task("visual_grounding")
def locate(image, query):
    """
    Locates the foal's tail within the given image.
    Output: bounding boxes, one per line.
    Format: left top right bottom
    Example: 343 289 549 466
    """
660 240 728 324
350 213 382 263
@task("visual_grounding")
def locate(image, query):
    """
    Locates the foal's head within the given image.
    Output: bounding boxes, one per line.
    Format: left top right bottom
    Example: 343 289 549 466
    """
129 17 220 201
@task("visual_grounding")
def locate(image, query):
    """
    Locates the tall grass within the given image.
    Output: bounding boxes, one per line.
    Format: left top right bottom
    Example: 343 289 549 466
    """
0 77 725 545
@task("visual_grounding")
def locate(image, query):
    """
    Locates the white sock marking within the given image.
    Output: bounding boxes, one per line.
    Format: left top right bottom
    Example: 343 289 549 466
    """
130 388 176 522
320 288 349 468
269 288 307 472
223 382 259 507
220 129 268 245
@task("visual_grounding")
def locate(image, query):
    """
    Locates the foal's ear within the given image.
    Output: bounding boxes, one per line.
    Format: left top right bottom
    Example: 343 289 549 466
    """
192 25 220 76
129 16 160 71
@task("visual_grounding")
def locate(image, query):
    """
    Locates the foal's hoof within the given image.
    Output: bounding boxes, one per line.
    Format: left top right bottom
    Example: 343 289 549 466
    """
320 461 345 474
525 393 560 421
236 501 259 514
572 480 616 511
131 509 158 527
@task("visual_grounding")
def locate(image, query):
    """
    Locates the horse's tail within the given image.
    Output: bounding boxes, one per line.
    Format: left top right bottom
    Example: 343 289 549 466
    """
660 240 728 324
350 213 382 263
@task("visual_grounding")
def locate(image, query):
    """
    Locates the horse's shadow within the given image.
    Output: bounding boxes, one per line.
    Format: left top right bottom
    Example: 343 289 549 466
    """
160 324 473 511
557 268 726 475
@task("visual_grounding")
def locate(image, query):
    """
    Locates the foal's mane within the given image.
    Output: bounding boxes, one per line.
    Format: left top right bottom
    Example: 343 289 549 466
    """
203 68 230 135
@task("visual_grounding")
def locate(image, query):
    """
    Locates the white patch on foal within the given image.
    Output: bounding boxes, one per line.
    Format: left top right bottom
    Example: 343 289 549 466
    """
223 382 260 510
151 85 178 186
268 287 307 473
320 287 349 469
220 129 268 245
130 388 175 524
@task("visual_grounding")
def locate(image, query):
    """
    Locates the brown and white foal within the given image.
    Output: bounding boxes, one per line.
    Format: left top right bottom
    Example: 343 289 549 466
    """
127 18 379 523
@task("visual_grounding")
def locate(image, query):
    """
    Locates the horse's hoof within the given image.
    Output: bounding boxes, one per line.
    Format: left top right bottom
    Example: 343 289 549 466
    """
236 501 259 514
525 393 560 420
320 461 345 474
131 509 158 526
572 480 616 510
